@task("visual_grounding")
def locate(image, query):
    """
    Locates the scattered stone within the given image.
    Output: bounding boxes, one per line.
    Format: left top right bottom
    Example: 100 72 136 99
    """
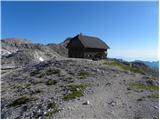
142 76 150 79
146 80 155 86
76 88 80 91
153 116 158 119
83 100 90 105
106 82 112 86
137 98 143 102
153 106 158 109
77 98 80 100
108 101 116 107
127 87 131 90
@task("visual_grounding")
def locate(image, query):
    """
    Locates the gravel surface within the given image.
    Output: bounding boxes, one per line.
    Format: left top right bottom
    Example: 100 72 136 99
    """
1 58 159 119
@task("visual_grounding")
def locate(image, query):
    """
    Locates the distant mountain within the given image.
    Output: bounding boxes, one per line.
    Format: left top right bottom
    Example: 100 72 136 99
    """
135 60 159 69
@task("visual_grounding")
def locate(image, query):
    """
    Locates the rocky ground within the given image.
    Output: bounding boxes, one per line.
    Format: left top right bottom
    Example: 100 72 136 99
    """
1 57 159 119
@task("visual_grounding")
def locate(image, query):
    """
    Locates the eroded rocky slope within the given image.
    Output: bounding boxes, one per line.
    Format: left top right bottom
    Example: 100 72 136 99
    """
1 38 67 68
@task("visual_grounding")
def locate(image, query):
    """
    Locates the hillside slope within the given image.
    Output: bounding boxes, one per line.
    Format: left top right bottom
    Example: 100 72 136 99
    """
1 58 159 119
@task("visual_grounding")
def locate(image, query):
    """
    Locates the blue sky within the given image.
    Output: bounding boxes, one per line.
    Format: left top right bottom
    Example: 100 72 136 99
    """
1 1 158 61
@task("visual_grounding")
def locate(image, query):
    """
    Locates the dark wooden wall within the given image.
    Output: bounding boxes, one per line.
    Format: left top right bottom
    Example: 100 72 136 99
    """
67 37 107 59
68 47 84 58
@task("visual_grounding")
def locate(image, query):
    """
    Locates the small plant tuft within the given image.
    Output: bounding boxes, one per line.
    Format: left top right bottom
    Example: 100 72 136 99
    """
44 102 60 118
46 68 61 76
9 96 37 107
46 80 57 86
47 102 56 109
63 84 88 101
78 71 91 79
147 94 159 99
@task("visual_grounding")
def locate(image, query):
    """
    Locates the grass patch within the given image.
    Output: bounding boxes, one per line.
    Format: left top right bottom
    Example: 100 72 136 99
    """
103 59 159 78
32 81 44 85
147 94 159 99
30 68 61 78
9 96 37 107
78 71 91 79
45 102 60 118
14 83 31 89
129 82 159 91
44 110 59 118
103 60 144 74
46 68 61 76
63 84 88 101
63 91 83 101
46 80 57 86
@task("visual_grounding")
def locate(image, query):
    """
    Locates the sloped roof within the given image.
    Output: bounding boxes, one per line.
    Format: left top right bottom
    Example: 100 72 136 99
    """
77 34 110 49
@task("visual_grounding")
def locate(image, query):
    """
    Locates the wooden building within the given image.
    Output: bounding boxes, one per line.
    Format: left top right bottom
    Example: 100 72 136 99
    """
66 33 110 59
